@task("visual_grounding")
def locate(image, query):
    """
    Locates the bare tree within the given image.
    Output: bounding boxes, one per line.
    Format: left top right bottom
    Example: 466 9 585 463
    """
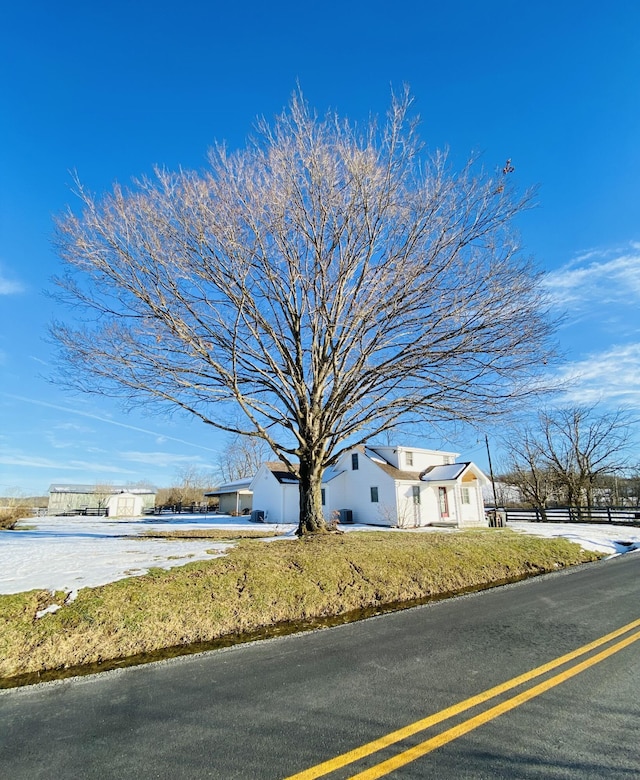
51 90 555 535
92 482 114 512
215 434 269 483
501 430 556 519
502 405 634 516
157 466 215 507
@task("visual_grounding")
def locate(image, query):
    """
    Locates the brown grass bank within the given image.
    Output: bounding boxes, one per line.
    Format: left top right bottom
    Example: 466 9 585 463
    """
0 530 601 685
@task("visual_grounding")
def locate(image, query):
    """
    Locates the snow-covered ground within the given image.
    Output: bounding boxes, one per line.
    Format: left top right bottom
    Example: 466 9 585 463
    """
507 521 640 557
0 514 295 596
1 514 638 598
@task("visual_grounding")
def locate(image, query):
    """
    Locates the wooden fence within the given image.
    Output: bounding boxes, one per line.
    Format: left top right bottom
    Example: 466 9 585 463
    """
502 507 640 525
143 503 220 515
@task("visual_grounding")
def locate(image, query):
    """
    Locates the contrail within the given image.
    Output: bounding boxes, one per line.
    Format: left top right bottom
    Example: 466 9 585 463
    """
2 394 220 453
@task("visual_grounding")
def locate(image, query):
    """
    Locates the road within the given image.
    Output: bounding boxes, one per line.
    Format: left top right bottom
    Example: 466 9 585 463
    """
1 554 638 779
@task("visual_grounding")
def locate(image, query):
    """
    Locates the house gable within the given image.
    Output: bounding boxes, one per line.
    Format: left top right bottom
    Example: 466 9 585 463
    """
367 445 459 473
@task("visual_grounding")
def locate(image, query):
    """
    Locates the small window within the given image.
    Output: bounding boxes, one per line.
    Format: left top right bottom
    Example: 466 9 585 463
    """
412 485 421 504
351 453 359 470
461 487 470 505
370 486 379 503
321 488 326 506
406 451 414 467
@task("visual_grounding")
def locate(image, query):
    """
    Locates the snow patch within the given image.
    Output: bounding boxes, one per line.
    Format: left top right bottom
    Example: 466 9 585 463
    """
508 521 640 557
36 604 61 619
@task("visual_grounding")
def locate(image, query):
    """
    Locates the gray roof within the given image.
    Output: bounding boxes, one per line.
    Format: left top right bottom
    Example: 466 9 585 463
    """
263 462 299 484
371 462 424 481
260 463 343 485
204 477 254 497
364 447 423 481
48 484 156 495
420 463 470 482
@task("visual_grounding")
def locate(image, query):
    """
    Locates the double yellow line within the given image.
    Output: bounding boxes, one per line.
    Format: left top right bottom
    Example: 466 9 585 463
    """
284 618 640 780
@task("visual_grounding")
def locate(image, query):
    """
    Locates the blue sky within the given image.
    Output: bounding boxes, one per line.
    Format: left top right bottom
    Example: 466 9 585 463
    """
1 1 639 495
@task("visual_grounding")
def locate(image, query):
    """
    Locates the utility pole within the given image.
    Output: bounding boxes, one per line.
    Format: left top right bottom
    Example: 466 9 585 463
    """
485 434 499 508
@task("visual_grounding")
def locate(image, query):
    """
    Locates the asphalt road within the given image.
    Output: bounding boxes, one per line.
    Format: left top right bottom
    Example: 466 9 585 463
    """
1 554 639 779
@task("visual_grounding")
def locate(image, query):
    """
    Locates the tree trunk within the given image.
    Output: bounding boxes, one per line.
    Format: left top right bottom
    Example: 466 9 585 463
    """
297 453 326 535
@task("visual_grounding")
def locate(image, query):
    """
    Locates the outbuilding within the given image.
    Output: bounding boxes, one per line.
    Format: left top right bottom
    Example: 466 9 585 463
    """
204 478 253 515
47 484 156 517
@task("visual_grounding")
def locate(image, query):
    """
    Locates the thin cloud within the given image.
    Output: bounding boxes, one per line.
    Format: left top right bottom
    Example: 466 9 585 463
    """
0 454 134 474
545 244 640 310
2 394 220 453
555 343 640 406
54 422 94 433
0 273 24 295
119 451 206 468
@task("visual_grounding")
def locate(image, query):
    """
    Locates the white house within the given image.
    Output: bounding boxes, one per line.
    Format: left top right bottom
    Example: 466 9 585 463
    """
250 446 489 528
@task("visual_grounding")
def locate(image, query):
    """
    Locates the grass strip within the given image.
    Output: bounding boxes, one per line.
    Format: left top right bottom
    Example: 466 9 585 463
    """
0 530 601 682
141 529 283 540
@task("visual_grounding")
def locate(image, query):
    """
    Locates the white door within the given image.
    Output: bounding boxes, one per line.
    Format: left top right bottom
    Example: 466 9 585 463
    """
115 497 135 517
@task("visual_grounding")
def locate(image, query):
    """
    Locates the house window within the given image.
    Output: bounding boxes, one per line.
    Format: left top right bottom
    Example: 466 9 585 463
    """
444 455 454 465
461 487 470 504
438 486 449 517
406 451 414 467
370 486 379 503
351 453 359 470
321 488 326 506
412 485 421 504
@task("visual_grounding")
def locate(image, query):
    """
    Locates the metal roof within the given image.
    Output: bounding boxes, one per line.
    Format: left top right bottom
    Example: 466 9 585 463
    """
420 463 471 482
48 484 156 495
204 477 254 496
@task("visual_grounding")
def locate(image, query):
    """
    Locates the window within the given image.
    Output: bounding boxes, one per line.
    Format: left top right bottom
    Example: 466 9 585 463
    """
370 486 379 503
321 488 326 506
412 485 421 504
461 487 470 504
406 451 414 467
351 453 359 470
438 486 449 517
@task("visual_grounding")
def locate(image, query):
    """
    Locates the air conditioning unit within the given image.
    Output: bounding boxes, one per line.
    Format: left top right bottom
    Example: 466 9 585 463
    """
250 509 265 523
339 509 353 524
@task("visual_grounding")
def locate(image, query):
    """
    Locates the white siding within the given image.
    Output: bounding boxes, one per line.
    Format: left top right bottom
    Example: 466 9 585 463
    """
251 466 299 524
368 446 459 472
330 451 397 525
457 477 487 527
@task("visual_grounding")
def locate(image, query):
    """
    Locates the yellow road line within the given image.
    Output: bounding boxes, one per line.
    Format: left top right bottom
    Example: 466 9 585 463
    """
283 618 640 780
351 629 640 779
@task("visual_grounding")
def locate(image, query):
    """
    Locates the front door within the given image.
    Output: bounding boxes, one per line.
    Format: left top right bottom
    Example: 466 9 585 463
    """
438 486 449 519
412 485 421 527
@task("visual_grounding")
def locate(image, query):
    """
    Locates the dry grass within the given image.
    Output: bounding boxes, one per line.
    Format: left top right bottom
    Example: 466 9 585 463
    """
0 505 33 530
141 529 282 540
0 530 601 683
